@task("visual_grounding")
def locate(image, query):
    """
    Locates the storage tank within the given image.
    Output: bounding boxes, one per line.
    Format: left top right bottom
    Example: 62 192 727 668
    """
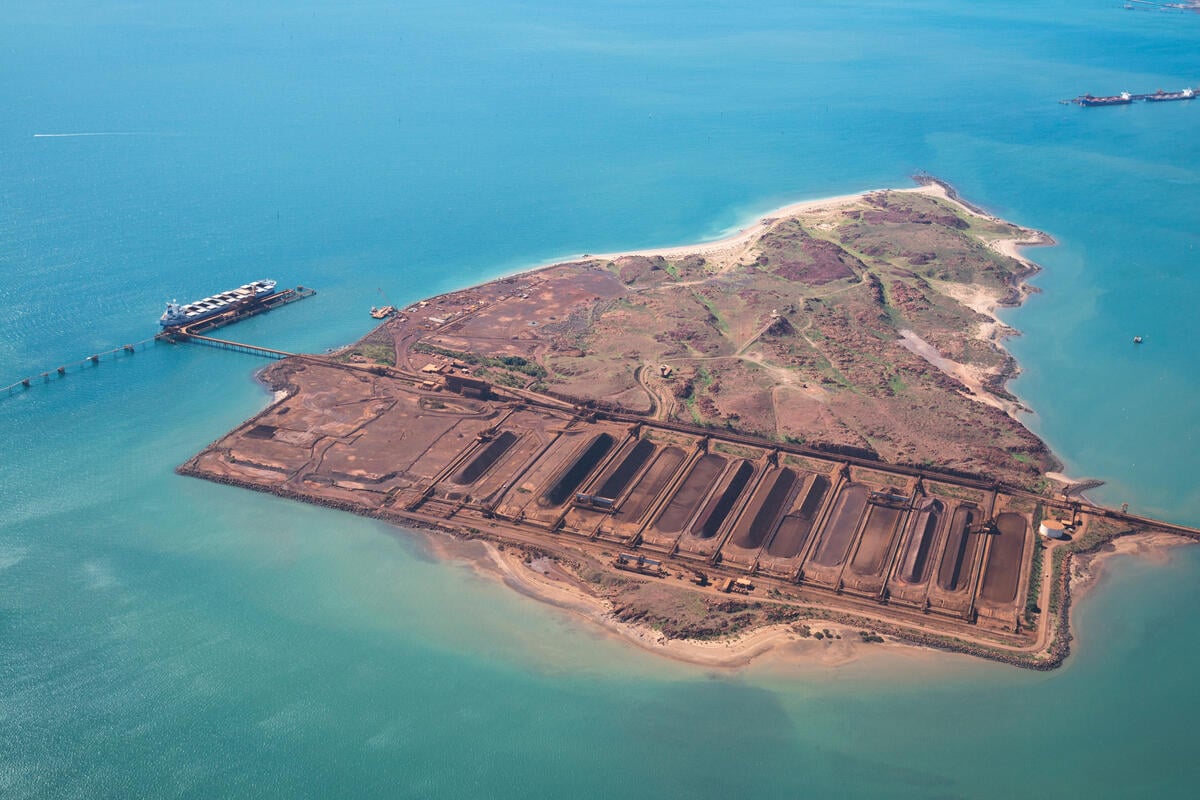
1039 519 1068 539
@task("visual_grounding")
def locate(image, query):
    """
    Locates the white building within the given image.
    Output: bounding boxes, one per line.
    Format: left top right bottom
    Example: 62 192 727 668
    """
1039 519 1068 540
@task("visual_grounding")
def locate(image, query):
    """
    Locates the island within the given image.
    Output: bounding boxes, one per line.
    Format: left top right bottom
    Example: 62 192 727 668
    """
177 179 1198 669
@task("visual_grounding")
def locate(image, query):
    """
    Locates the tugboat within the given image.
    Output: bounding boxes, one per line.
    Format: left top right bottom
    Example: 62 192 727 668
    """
369 305 397 319
370 287 397 320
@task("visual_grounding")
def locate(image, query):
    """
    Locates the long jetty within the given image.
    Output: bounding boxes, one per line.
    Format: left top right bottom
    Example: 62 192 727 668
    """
1123 1 1200 11
1 336 159 397
3 285 315 399
164 332 295 359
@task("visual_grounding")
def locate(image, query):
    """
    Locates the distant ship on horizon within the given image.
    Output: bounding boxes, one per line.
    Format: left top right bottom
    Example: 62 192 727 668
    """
1070 87 1196 106
1144 87 1196 102
1078 92 1133 107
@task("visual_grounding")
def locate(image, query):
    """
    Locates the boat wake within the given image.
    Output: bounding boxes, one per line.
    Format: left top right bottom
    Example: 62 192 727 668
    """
32 131 167 138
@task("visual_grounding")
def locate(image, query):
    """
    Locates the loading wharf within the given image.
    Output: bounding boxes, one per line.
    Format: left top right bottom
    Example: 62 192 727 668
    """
157 284 316 354
178 353 1200 666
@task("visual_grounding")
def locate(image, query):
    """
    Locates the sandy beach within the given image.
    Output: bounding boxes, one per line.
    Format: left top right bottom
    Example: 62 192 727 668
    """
410 525 926 669
1071 531 1195 599
415 522 1197 672
587 191 875 262
585 180 1047 266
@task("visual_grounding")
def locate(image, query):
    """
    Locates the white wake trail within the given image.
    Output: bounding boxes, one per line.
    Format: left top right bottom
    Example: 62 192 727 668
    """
33 131 162 138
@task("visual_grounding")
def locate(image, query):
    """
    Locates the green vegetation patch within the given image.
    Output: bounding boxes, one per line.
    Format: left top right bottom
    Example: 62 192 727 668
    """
690 290 729 334
479 368 528 389
1006 496 1038 514
336 343 395 366
712 442 764 460
414 343 547 378
925 482 984 502
780 454 834 473
1025 538 1045 623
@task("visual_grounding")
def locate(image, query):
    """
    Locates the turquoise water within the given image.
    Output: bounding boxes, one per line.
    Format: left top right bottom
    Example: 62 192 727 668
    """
2 1 1198 796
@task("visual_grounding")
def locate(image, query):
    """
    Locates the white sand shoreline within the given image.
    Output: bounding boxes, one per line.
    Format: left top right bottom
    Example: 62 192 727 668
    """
407 521 1195 673
412 527 929 670
1071 531 1194 600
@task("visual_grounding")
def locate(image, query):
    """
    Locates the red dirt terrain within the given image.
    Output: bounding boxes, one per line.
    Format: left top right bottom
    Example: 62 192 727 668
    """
379 186 1056 489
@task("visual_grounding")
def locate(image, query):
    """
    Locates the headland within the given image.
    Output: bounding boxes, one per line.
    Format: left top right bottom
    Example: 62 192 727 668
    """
178 181 1198 670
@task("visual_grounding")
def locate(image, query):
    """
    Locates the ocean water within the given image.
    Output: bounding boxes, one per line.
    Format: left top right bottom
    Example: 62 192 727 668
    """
2 1 1198 796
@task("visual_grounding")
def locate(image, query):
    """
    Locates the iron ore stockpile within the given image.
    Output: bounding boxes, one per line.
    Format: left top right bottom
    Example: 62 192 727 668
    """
186 356 1076 649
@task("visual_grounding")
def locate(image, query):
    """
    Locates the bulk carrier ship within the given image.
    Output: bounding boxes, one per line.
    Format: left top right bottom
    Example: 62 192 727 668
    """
1078 92 1133 106
1069 87 1196 106
159 279 277 328
1144 87 1196 102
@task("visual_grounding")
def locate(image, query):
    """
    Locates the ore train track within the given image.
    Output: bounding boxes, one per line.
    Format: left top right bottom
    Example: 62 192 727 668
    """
313 353 1200 540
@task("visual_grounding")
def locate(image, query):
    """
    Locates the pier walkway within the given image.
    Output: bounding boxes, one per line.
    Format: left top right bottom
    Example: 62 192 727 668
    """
2 335 159 398
163 331 295 359
1084 505 1200 541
